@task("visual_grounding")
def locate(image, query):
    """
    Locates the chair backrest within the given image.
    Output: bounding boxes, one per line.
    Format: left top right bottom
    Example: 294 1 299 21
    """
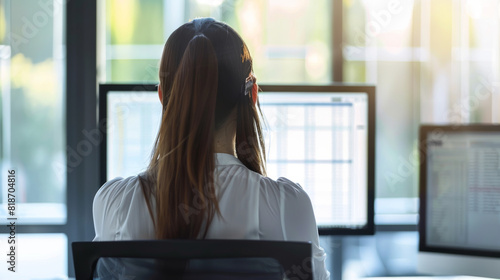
72 239 312 280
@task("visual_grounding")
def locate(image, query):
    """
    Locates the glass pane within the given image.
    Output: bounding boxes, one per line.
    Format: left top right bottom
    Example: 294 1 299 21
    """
0 233 67 279
100 0 332 84
344 0 500 218
344 0 418 200
0 0 66 224
467 1 500 123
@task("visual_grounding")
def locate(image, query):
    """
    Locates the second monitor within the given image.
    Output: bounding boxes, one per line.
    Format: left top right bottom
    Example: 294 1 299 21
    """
418 124 500 278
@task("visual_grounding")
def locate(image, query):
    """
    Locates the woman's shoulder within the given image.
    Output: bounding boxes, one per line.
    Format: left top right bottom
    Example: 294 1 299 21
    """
258 175 304 191
93 174 144 208
93 173 155 241
258 176 311 202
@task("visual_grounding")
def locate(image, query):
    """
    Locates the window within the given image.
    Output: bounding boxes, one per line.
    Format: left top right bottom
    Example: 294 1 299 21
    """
0 0 67 278
99 0 332 84
0 0 66 223
344 0 420 224
344 0 500 224
341 0 500 277
99 0 500 219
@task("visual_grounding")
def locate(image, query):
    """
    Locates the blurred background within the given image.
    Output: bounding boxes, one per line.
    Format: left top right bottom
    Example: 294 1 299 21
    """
0 0 499 279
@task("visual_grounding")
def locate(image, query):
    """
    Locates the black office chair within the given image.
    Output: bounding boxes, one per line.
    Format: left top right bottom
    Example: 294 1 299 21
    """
72 240 313 280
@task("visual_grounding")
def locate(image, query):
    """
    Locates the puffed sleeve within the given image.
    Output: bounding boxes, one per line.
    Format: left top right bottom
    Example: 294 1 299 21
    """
92 177 124 241
259 177 330 280
278 178 330 280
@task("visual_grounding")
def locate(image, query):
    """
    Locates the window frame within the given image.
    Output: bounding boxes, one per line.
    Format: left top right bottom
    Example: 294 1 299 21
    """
65 0 99 276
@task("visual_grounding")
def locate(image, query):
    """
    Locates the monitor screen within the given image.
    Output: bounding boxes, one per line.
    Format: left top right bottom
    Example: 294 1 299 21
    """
99 84 375 235
418 125 500 278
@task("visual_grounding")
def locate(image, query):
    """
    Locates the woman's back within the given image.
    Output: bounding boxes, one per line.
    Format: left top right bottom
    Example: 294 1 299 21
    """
93 153 329 279
95 153 313 241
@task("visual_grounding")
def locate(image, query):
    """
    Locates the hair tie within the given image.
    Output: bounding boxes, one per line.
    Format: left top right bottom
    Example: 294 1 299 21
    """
244 73 258 105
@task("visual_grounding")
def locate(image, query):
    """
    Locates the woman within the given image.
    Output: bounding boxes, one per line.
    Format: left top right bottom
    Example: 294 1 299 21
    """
93 18 329 279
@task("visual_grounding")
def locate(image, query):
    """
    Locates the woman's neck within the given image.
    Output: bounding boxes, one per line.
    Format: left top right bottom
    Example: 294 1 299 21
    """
214 113 237 156
214 127 236 156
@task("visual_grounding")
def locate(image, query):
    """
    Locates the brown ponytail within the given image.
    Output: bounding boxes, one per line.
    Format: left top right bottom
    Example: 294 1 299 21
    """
151 34 220 239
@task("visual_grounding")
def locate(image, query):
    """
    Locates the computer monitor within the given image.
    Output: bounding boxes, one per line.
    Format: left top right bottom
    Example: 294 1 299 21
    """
98 84 375 235
418 125 500 278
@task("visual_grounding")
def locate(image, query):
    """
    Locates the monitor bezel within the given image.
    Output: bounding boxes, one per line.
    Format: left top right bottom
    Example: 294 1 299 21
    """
419 124 500 258
99 83 376 236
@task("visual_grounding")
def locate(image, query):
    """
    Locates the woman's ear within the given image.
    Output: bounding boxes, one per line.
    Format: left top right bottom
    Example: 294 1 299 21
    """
158 85 163 105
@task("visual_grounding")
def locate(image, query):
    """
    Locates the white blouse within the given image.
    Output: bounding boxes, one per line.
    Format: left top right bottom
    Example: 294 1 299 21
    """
93 153 330 280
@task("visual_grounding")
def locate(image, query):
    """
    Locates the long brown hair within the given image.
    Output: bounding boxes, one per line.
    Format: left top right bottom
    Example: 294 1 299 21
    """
140 18 266 239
